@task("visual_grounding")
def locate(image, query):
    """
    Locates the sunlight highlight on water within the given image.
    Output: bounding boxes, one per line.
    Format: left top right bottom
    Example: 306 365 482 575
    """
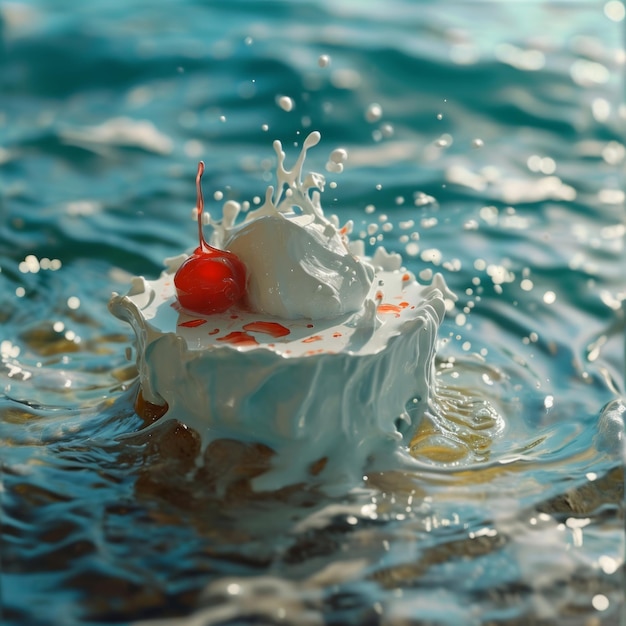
1 1 624 625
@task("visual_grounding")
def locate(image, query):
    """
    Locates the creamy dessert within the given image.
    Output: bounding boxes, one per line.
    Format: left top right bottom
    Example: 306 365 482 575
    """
109 132 451 490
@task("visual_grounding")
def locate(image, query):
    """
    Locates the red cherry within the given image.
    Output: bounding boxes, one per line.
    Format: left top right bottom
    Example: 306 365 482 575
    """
174 162 247 315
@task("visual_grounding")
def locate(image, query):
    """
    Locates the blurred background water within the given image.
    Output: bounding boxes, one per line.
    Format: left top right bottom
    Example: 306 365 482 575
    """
1 1 624 625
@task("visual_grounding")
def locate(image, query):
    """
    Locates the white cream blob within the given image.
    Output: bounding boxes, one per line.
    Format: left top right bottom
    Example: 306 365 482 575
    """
225 213 374 319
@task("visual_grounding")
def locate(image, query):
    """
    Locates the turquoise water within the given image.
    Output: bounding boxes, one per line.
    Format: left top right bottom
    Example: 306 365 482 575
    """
1 1 624 624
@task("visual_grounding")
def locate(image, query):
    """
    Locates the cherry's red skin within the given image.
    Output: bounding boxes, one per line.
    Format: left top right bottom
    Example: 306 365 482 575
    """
174 162 247 315
174 248 247 315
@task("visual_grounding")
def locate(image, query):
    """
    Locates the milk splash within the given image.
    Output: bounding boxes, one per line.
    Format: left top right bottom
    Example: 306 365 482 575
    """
211 132 353 245
210 131 376 319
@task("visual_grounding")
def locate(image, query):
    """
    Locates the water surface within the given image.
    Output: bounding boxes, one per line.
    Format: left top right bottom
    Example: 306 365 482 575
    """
1 1 624 624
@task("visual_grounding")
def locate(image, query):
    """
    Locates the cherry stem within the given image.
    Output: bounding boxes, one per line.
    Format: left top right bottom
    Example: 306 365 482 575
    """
196 161 208 253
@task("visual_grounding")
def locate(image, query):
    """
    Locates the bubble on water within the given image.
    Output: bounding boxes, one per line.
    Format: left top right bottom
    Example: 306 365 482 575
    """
591 594 610 611
419 268 433 281
67 296 80 310
443 258 462 272
261 124 269 132
420 217 438 229
318 54 331 68
598 554 619 575
219 115 226 123
435 133 453 148
330 68 361 89
487 264 515 285
420 248 442 265
605 0 626 21
405 242 419 257
539 157 556 174
276 96 294 112
570 58 610 87
227 583 241 595
364 204 375 214
479 205 499 225
19 255 40 274
365 103 383 123
436 113 443 120
1 340 20 358
598 188 625 204
591 97 611 123
601 141 625 164
543 290 556 304
414 192 436 207
495 43 545 71
380 123 394 138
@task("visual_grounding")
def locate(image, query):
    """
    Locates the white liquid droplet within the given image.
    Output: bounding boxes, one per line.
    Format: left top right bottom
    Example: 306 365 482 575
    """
277 96 294 112
330 148 348 163
318 54 331 68
365 103 383 123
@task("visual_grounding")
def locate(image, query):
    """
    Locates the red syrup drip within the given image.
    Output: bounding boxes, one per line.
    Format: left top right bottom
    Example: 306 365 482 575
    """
174 162 247 315
217 331 258 346
377 303 401 317
302 335 323 343
242 321 290 338
179 318 207 328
